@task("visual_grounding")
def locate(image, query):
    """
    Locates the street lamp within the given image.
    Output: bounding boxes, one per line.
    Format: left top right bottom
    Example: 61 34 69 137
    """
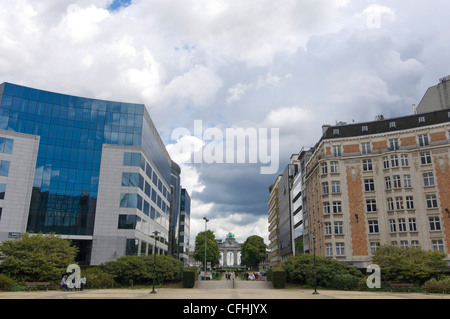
312 231 319 295
203 217 209 280
150 230 159 294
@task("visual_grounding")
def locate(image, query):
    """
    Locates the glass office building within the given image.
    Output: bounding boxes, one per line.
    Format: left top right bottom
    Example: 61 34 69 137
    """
0 82 180 265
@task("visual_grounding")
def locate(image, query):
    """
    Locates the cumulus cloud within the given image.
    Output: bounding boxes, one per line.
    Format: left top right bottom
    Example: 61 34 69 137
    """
1 0 450 247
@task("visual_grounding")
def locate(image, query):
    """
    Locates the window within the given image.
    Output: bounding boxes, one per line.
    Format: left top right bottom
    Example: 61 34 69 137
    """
400 154 409 167
423 172 435 186
362 125 368 132
334 221 344 234
370 242 380 254
385 176 391 190
323 202 330 214
389 138 399 150
366 199 377 212
122 173 143 189
123 152 141 166
398 218 407 232
364 179 375 191
361 142 371 154
432 240 444 253
322 182 329 195
389 121 396 128
418 116 425 123
395 197 404 210
420 152 432 165
324 222 332 235
321 162 328 175
330 161 339 173
0 137 14 154
389 219 396 232
418 134 429 147
400 241 409 250
403 175 411 188
387 197 394 211
368 220 379 233
326 243 333 256
333 129 340 136
426 194 438 208
390 155 399 168
393 175 401 188
362 159 373 171
405 196 414 209
0 183 5 199
332 201 342 214
409 218 417 232
429 217 441 231
331 181 341 193
332 145 342 157
411 240 420 248
118 214 137 229
383 156 389 169
336 243 345 256
120 193 143 210
0 160 10 176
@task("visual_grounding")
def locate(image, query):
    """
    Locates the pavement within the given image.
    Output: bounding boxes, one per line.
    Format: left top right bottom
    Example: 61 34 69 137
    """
0 275 449 300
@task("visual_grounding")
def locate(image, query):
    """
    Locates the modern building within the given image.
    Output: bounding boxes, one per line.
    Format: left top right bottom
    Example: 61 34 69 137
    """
178 188 191 266
304 107 450 268
267 175 281 267
291 147 313 254
0 82 183 265
417 75 450 113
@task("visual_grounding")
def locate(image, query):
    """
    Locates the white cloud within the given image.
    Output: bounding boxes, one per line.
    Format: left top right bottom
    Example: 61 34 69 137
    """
226 72 291 104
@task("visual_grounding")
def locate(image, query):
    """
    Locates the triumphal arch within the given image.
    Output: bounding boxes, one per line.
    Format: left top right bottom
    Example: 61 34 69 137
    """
218 232 242 267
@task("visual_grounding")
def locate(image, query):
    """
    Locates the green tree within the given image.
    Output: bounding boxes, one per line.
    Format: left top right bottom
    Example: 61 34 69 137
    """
371 245 446 284
240 235 267 270
0 232 78 282
194 230 220 270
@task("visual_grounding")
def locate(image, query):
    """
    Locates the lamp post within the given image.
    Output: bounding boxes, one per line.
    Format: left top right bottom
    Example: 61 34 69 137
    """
312 231 319 295
203 217 209 280
150 230 159 294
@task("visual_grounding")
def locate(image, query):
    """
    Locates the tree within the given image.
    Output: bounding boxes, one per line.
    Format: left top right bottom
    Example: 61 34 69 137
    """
240 235 267 270
0 232 78 282
371 245 446 284
194 230 220 270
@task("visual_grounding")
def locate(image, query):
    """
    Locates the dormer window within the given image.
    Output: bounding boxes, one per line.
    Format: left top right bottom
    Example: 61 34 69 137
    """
389 121 396 128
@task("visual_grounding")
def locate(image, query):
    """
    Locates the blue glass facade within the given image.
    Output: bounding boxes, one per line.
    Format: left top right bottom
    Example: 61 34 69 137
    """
0 82 173 238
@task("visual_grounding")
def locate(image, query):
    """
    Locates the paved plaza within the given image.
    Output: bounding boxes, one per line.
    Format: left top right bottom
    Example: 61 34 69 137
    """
0 276 449 299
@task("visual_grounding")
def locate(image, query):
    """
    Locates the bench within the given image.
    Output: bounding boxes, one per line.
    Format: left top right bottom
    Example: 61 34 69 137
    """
390 283 413 292
423 284 449 294
25 282 50 292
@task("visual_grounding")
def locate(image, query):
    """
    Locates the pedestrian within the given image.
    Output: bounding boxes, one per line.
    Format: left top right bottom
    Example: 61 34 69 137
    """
80 276 86 291
61 275 68 291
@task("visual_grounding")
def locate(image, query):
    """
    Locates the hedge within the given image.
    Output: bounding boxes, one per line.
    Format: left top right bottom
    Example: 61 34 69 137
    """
183 267 198 288
268 268 286 289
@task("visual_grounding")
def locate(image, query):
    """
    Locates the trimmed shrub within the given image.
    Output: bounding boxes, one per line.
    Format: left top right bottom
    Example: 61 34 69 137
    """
183 267 198 288
269 268 286 289
82 266 117 289
332 274 359 290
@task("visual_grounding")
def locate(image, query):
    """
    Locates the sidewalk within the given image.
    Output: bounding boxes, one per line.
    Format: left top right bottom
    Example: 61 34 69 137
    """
1 287 449 299
2 274 449 300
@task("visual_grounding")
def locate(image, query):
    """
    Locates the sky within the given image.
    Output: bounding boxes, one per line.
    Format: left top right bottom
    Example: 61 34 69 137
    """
1 0 450 246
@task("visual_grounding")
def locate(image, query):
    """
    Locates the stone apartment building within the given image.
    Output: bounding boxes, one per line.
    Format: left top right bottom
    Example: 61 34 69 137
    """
304 108 450 268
